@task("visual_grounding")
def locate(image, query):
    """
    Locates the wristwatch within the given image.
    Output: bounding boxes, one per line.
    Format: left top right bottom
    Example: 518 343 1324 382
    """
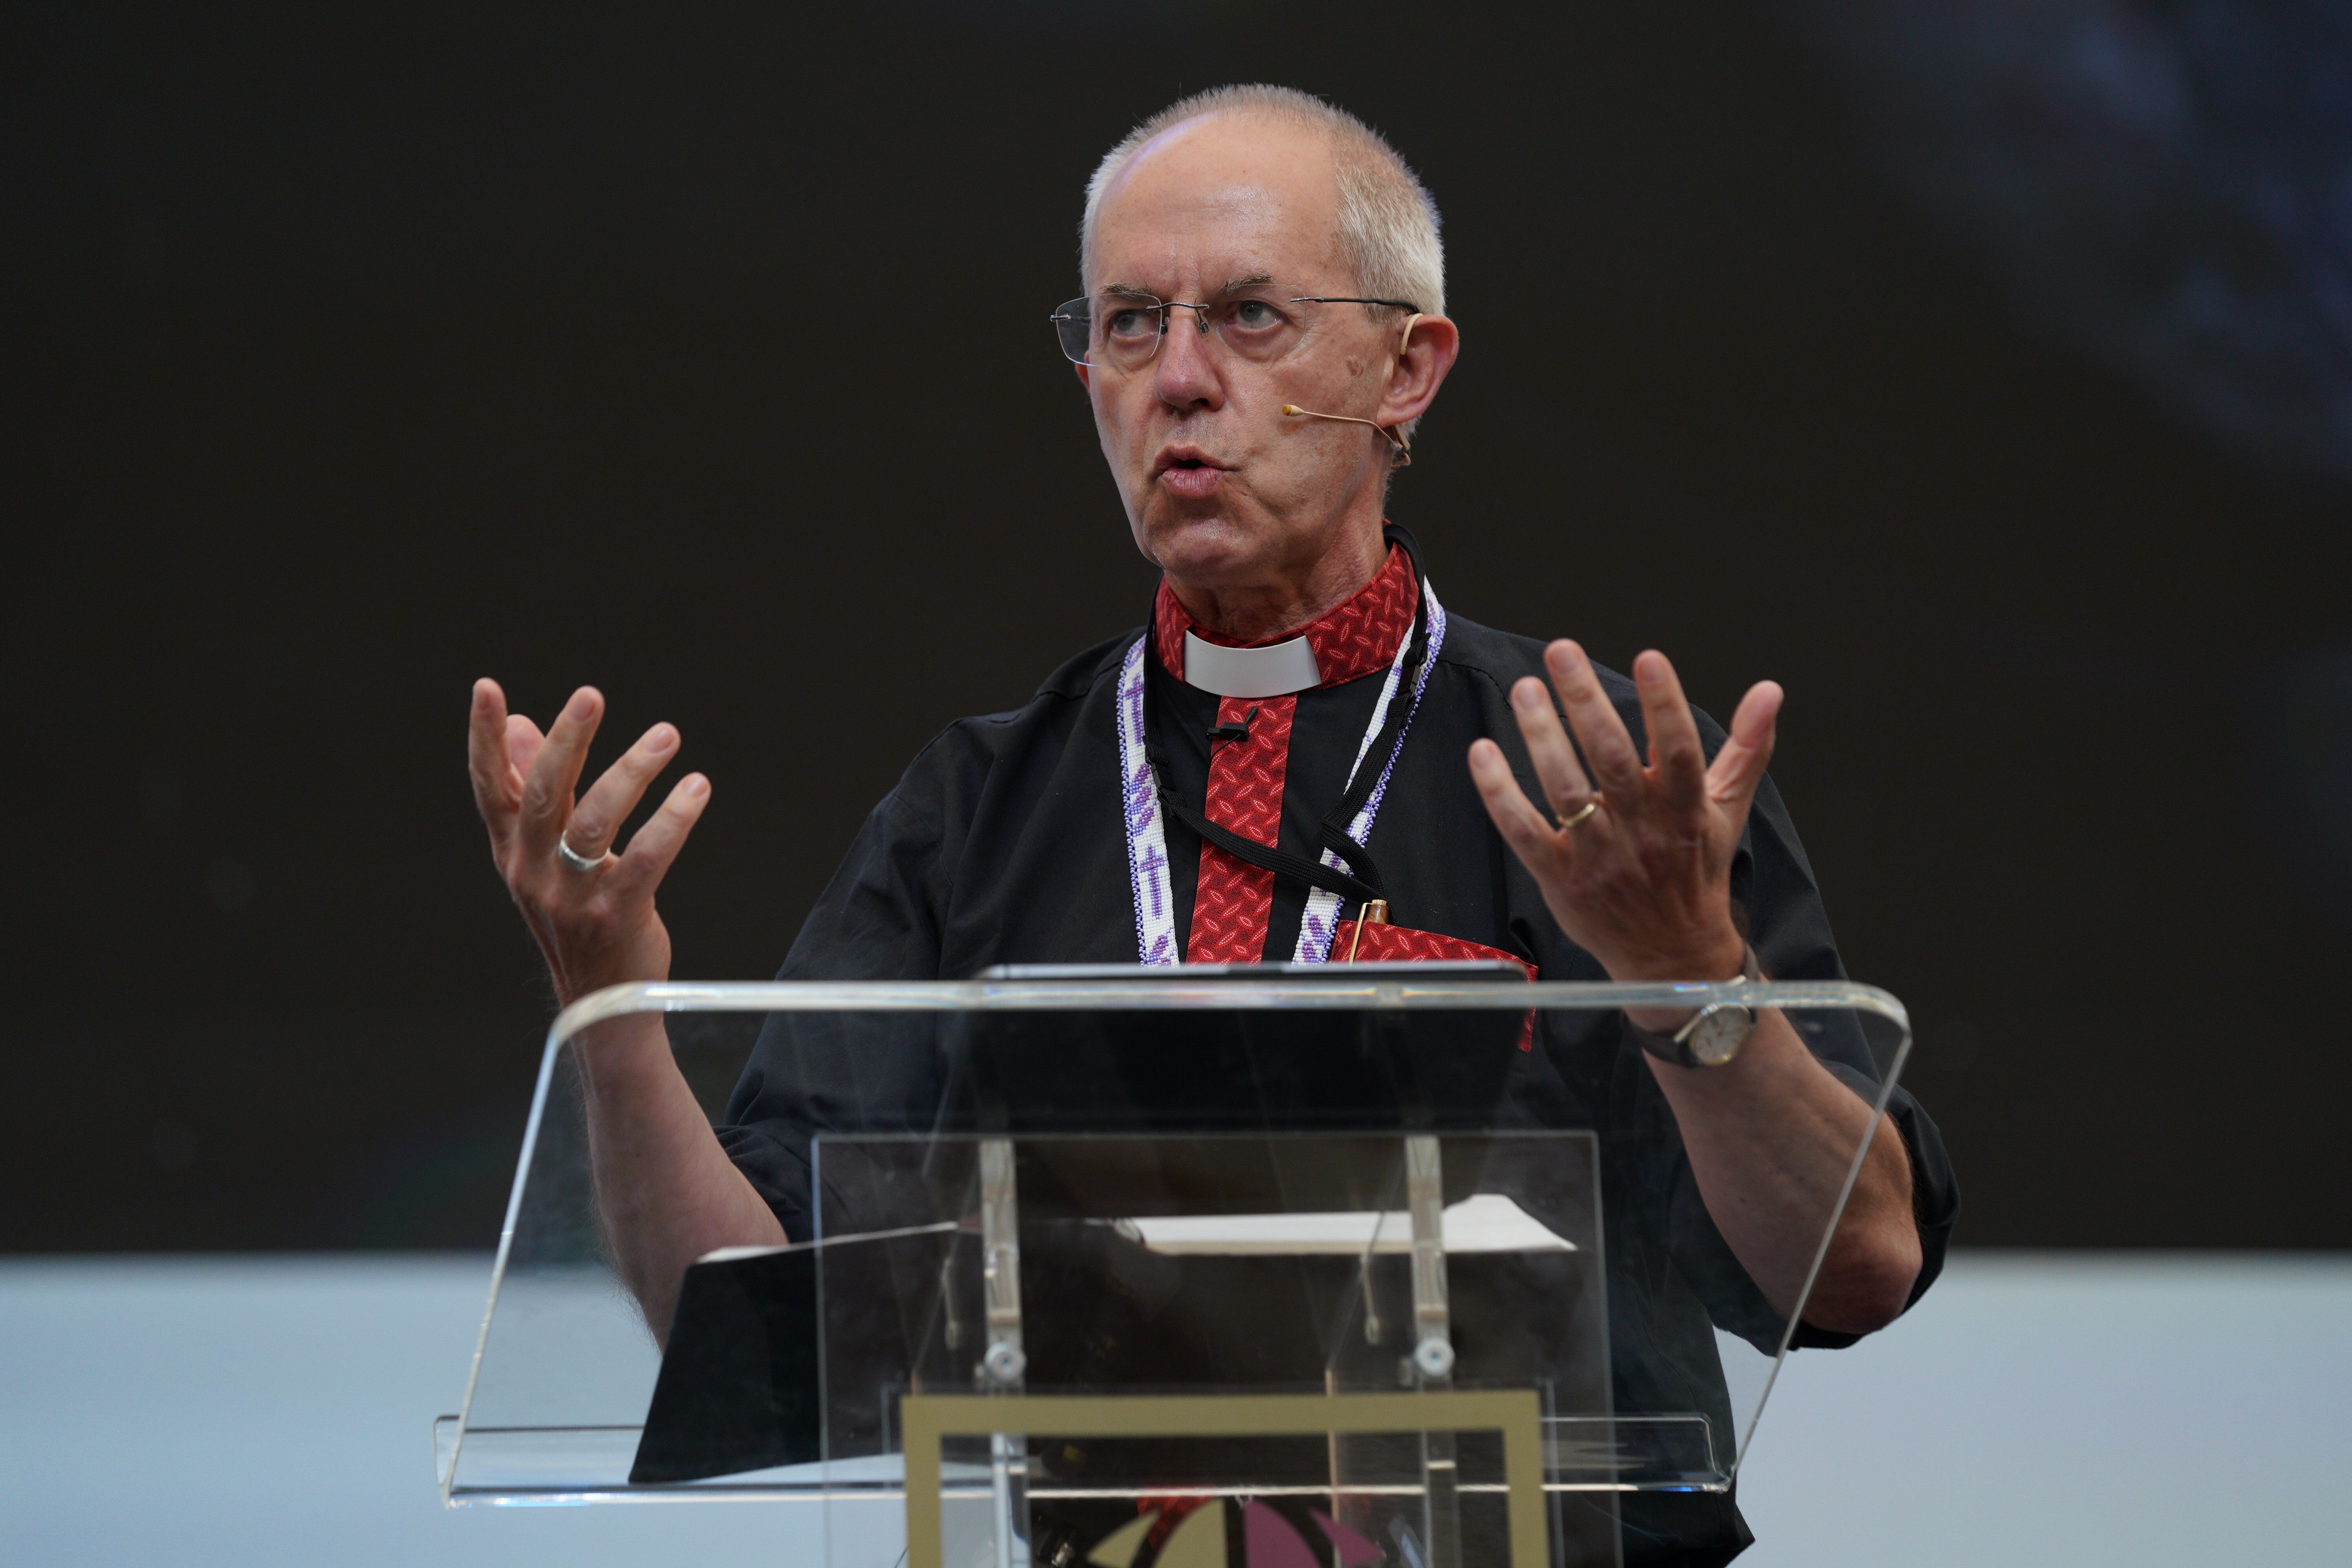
1625 945 1764 1069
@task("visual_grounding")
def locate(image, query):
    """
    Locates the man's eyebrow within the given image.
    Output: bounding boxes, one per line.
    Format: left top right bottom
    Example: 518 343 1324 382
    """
1094 275 1279 301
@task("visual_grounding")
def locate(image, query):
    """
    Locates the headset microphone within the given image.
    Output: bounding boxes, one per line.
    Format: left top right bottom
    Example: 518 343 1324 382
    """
1282 404 1413 468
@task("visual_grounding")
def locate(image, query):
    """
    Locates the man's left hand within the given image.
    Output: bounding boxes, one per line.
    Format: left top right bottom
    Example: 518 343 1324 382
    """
1468 641 1782 986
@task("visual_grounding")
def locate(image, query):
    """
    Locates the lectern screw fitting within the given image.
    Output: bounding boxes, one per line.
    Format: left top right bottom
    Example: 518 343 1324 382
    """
982 1339 1027 1386
1412 1336 1456 1380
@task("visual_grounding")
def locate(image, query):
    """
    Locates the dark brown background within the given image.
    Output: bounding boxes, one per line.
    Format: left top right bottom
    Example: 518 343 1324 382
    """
7 2 2347 1251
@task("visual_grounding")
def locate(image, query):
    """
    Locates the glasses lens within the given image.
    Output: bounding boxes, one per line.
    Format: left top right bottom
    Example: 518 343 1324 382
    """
1098 298 1166 369
1057 295 1169 370
1210 296 1303 363
1051 298 1093 365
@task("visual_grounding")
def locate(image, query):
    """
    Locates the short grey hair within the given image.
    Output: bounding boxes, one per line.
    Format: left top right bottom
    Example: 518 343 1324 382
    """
1080 85 1445 321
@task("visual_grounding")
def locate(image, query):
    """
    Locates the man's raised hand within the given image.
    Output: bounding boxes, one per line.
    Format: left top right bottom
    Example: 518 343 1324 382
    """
467 679 711 1006
1466 642 1780 984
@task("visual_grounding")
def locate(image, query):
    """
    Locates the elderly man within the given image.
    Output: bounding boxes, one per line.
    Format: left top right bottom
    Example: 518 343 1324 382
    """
469 85 1954 1565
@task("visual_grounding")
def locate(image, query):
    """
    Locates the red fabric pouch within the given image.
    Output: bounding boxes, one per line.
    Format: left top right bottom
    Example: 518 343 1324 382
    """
1329 919 1537 1048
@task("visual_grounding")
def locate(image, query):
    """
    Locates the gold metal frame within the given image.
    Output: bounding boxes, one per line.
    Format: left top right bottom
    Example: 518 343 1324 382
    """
900 1389 1547 1568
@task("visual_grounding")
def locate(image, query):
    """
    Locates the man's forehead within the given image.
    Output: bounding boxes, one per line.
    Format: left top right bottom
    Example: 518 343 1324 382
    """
1092 113 1343 288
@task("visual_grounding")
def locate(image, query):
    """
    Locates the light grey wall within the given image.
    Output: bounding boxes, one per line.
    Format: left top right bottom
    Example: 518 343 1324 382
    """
3 1253 2347 1566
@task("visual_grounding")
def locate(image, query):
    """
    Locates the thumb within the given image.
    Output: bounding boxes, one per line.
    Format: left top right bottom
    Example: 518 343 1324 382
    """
1707 680 1781 824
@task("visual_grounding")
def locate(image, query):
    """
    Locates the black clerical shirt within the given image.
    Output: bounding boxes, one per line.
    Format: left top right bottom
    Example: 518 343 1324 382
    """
718 603 1959 1567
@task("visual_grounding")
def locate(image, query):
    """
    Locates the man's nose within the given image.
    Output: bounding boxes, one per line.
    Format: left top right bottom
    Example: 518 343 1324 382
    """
1153 307 1224 409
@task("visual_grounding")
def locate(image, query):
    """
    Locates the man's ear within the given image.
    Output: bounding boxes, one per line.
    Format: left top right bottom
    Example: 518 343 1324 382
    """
1374 314 1460 430
1074 363 1092 392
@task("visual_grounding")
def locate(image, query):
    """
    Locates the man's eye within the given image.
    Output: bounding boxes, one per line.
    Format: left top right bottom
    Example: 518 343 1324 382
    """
1104 306 1159 339
1227 300 1283 330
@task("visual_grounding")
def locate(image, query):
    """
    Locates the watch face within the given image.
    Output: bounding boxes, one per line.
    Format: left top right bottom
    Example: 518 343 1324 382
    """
1687 1005 1753 1067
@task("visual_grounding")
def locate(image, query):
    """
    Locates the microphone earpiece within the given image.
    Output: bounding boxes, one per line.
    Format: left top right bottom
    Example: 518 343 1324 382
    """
1281 404 1413 468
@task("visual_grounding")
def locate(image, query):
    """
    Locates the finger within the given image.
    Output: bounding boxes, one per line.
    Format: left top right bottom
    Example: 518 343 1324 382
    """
468 679 517 826
504 714 545 789
516 686 604 857
1544 641 1646 800
1706 680 1782 825
563 722 681 859
606 773 712 900
1506 675 1595 821
1467 738 1571 876
1631 650 1707 811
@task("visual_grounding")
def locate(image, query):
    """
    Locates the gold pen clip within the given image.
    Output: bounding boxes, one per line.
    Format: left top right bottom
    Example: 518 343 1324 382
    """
1343 899 1390 962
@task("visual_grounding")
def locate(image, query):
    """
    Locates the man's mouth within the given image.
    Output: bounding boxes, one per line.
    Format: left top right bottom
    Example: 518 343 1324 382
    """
1154 448 1227 499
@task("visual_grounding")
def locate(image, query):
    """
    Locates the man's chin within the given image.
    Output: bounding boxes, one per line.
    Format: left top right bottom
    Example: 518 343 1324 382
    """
1139 511 1269 584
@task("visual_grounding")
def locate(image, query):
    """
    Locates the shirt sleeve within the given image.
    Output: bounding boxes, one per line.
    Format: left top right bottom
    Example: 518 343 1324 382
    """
714 744 963 1240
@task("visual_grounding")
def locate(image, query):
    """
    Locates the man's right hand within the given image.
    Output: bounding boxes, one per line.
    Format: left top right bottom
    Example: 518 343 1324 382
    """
467 679 711 1007
468 679 776 1337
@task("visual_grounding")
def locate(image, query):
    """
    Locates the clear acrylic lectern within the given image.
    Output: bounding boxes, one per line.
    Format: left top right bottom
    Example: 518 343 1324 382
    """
436 973 1914 1568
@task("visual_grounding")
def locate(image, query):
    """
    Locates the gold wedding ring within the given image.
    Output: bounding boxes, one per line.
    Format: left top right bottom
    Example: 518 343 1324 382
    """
1561 798 1601 829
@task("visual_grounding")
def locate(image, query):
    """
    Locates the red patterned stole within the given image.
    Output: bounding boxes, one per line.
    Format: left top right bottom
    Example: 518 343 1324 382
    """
1153 545 1418 963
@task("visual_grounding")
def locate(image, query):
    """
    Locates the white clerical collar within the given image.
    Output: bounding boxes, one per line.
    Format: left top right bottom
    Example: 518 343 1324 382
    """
1182 630 1323 699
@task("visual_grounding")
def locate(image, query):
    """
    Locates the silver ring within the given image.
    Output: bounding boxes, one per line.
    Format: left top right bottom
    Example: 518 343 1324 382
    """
555 835 610 873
